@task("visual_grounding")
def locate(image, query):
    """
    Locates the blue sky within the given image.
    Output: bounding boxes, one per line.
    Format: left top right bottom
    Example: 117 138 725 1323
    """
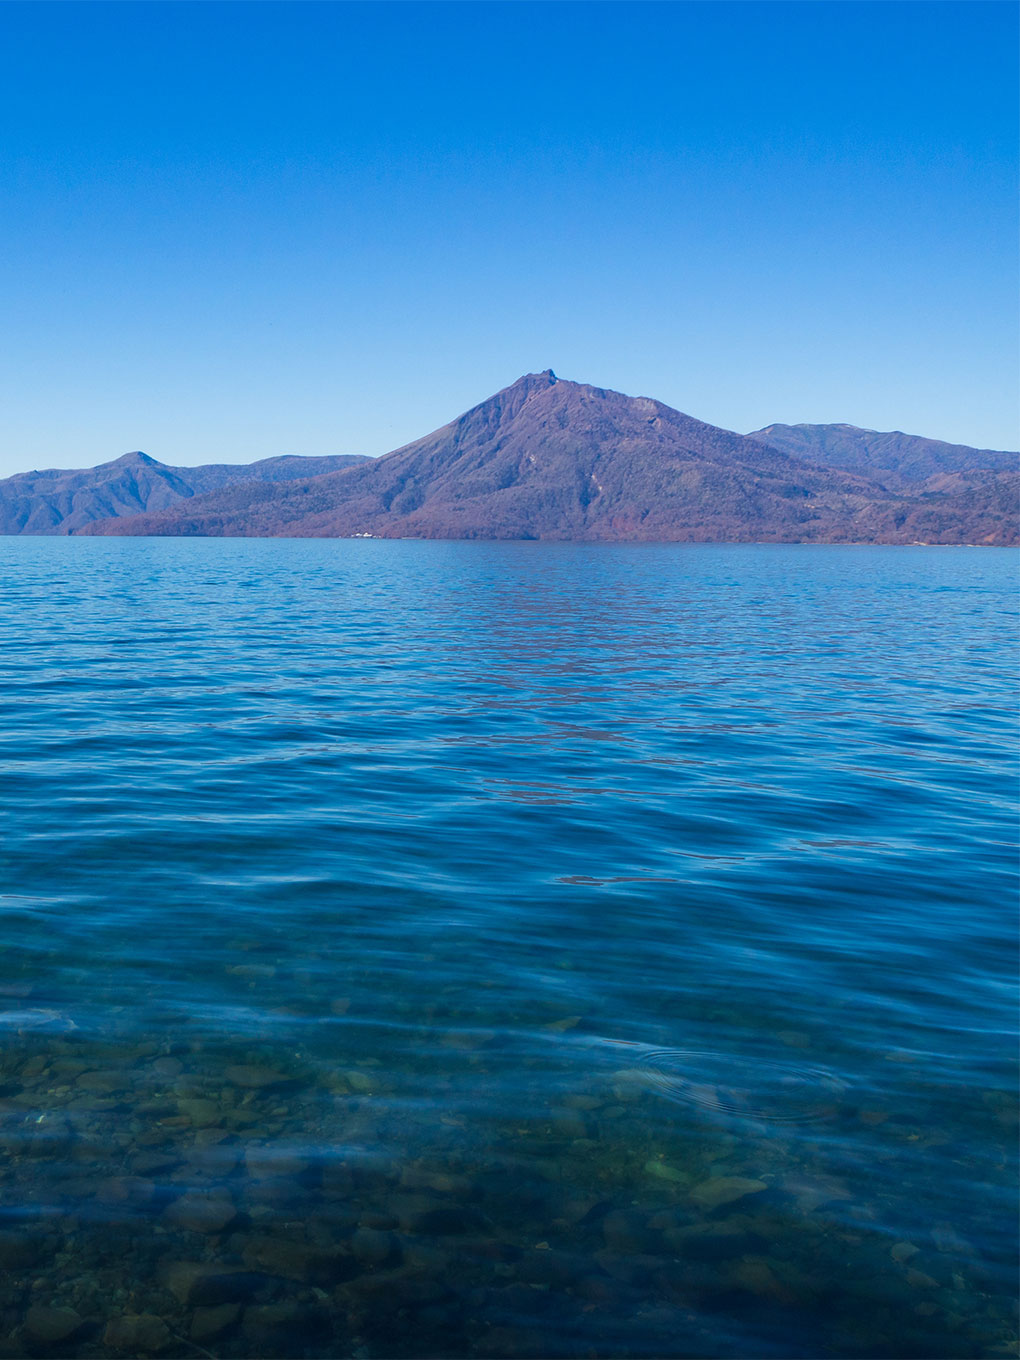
0 1 1016 475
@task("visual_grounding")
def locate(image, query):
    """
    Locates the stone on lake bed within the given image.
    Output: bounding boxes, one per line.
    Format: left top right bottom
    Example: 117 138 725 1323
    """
608 1069 645 1101
644 1158 689 1184
192 1127 234 1147
906 1267 939 1289
551 1108 588 1138
129 1151 182 1176
240 1233 355 1284
191 1303 240 1343
931 1224 975 1255
0 1231 48 1269
152 1056 183 1078
24 1305 83 1344
103 1313 172 1354
729 1256 799 1304
351 1226 395 1265
186 1142 241 1176
439 1030 495 1050
242 1301 328 1345
690 1176 768 1209
601 1209 659 1255
177 1097 222 1128
783 1172 853 1211
665 1222 766 1261
244 1145 309 1178
223 1064 294 1089
398 1167 476 1197
96 1175 157 1206
164 1190 238 1234
563 1094 604 1111
159 1260 264 1308
892 1241 920 1262
75 1070 127 1094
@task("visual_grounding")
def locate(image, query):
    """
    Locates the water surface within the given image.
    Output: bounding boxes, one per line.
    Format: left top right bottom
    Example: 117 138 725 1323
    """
1 540 1016 1358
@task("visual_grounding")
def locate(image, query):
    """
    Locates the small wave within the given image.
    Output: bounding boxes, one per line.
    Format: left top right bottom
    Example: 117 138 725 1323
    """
637 1047 848 1124
0 1009 77 1032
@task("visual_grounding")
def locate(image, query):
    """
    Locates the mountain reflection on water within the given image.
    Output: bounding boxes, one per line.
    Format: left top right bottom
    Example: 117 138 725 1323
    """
1 539 1016 1359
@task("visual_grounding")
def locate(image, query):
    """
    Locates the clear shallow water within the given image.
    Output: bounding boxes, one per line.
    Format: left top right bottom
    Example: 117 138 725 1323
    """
0 539 1016 1359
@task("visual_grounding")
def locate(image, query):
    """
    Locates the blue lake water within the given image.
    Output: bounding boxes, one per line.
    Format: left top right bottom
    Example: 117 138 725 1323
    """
1 538 1017 1358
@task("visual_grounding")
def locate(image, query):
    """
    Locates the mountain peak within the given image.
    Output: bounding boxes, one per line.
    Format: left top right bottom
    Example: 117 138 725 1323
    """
446 369 564 433
109 451 161 468
507 369 558 393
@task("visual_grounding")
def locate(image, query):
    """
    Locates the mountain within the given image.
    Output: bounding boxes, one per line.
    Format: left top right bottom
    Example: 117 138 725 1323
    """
748 422 1017 488
81 371 1018 545
0 450 369 535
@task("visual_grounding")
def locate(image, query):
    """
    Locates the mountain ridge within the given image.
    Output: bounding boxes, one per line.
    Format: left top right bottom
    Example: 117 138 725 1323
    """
79 372 1018 545
0 451 370 535
748 422 1017 489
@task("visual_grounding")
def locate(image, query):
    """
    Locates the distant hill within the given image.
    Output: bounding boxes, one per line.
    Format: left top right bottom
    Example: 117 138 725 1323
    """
81 372 1018 545
748 422 1017 488
0 450 369 535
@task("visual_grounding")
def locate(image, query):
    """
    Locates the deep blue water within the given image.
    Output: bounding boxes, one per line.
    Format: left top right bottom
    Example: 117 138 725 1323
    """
1 539 1016 1359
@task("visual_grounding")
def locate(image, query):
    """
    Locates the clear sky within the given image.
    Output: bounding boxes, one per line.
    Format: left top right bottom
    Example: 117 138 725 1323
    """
0 1 1016 475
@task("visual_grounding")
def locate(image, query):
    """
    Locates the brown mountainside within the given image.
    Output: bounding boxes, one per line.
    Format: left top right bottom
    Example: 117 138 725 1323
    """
0 450 368 535
82 371 1018 545
748 422 1017 488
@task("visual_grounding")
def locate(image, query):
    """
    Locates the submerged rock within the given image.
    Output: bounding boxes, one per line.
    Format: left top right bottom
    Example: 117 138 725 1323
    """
350 1227 396 1266
224 1064 294 1089
409 1204 489 1236
906 1267 939 1289
242 1300 328 1346
23 1305 83 1345
601 1209 659 1255
190 1302 241 1343
177 1097 222 1128
244 1145 309 1179
341 1069 375 1093
163 1190 237 1234
240 1233 356 1284
729 1256 800 1304
152 1057 183 1078
76 1070 127 1094
159 1259 265 1308
690 1176 768 1209
103 1313 171 1354
665 1222 766 1261
0 1231 48 1269
96 1175 158 1207
550 1108 588 1139
398 1167 477 1198
644 1158 689 1184
129 1151 182 1177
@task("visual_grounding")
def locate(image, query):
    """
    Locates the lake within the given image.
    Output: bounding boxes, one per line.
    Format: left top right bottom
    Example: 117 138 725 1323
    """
1 538 1016 1358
